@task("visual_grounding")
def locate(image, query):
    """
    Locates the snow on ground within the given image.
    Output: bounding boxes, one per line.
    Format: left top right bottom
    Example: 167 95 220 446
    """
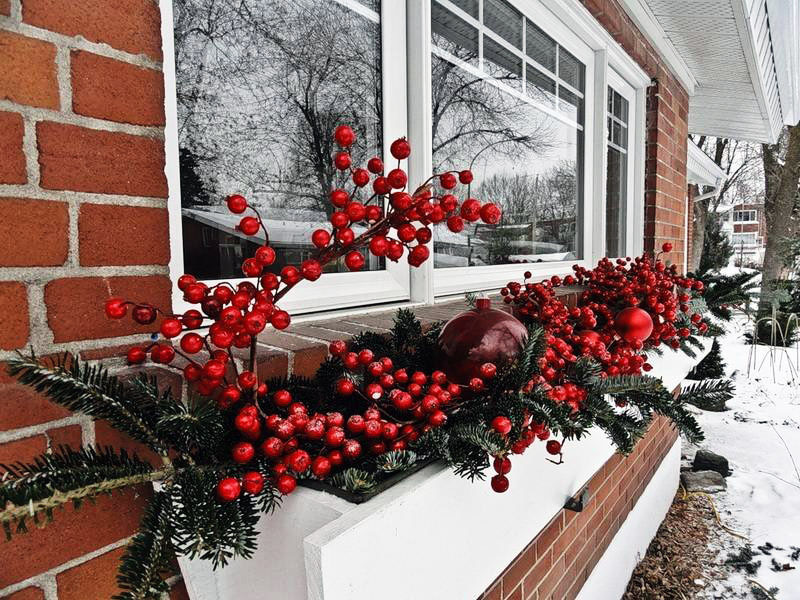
690 314 800 599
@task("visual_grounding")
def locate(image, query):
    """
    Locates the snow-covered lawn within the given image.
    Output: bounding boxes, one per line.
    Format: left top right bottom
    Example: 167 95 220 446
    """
690 314 800 598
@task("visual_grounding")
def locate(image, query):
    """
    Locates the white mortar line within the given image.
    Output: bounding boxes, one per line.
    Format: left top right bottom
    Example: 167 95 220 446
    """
25 281 54 348
0 537 132 598
55 46 72 113
0 332 158 363
0 415 85 443
66 199 80 267
0 99 164 139
0 264 169 283
0 185 168 207
21 115 40 186
0 19 162 71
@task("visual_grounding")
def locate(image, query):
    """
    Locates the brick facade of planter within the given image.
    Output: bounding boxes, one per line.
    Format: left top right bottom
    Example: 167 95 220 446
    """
0 0 690 598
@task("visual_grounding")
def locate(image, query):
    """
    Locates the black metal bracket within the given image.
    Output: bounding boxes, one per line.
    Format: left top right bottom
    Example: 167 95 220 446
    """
564 486 590 512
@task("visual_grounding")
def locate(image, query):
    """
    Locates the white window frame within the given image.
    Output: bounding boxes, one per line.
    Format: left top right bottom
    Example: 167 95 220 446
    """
733 209 758 223
160 0 649 314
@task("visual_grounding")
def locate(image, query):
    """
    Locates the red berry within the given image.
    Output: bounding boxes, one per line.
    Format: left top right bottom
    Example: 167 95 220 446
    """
226 194 248 214
447 215 464 233
275 474 297 495
177 274 196 291
311 229 331 249
159 318 182 338
325 427 346 447
216 477 241 502
460 198 481 222
330 189 349 207
132 304 157 325
242 471 264 495
479 203 502 224
387 168 407 189
408 245 429 267
546 440 562 455
231 441 255 464
301 259 323 282
104 297 127 319
255 245 276 266
390 192 412 211
345 250 365 271
271 310 291 330
238 216 260 236
458 170 474 184
347 415 366 434
260 437 284 458
311 456 332 478
352 168 370 187
490 474 509 493
334 125 356 147
342 439 362 459
661 242 673 253
439 172 457 189
273 389 292 407
287 449 311 473
390 137 411 159
369 235 389 257
491 416 512 435
180 332 204 354
367 157 384 173
336 379 355 396
479 362 497 379
329 340 347 356
334 151 351 170
493 456 512 474
126 347 146 364
373 176 392 195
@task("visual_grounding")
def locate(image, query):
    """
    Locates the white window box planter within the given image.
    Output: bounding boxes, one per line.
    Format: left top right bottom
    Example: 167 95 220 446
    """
177 340 710 600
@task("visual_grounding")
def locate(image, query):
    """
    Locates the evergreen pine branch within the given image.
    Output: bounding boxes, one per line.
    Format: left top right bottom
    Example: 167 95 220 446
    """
168 467 260 568
503 325 545 389
329 468 377 492
114 491 174 600
677 379 735 413
153 391 226 458
568 357 602 387
374 450 418 473
6 354 167 454
390 308 424 354
1 446 163 537
464 292 478 307
411 428 451 462
590 374 663 396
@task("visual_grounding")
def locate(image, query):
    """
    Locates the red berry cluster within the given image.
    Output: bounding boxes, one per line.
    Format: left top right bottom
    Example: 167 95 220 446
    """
103 125 504 502
502 244 708 403
213 338 506 501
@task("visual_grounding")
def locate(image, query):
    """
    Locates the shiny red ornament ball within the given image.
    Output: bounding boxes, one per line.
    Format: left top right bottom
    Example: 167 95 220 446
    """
334 125 356 147
614 307 654 343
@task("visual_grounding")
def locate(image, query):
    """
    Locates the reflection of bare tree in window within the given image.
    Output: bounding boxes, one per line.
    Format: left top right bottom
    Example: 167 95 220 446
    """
173 0 381 212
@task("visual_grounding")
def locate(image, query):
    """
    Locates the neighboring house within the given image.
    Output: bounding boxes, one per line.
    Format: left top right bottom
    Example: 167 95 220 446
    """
1 1 800 600
719 202 768 266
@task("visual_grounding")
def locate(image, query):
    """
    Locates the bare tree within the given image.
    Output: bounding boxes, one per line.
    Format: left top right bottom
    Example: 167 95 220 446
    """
759 123 800 315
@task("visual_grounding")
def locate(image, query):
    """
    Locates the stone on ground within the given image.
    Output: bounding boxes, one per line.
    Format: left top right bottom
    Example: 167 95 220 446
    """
681 470 727 493
693 448 731 477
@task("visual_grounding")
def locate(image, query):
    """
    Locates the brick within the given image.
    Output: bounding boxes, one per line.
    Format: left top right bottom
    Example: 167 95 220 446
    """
44 275 172 343
0 112 26 184
506 583 522 600
57 546 125 600
5 587 45 600
0 282 29 350
255 331 328 378
0 425 81 466
71 51 165 126
534 515 562 558
79 204 170 266
0 0 9 15
94 419 161 465
523 549 552 594
0 363 72 431
0 198 69 266
0 31 59 109
0 486 150 587
170 580 191 600
502 542 536 591
37 122 168 198
22 0 162 60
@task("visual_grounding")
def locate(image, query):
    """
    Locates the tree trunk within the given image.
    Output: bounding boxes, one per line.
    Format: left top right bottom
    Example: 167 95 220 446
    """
758 124 800 315
689 183 706 272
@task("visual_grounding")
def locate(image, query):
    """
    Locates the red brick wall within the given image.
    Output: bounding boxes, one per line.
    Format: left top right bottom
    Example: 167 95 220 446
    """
0 1 180 597
480 415 679 600
581 0 690 270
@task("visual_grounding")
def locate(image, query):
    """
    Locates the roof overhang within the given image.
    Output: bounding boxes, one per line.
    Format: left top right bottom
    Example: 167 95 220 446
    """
687 143 726 188
619 0 800 144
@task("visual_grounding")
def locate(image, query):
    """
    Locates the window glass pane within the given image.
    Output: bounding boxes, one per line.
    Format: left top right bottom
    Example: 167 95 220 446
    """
432 54 584 268
558 86 583 123
526 19 556 72
484 0 523 48
484 37 522 90
526 64 556 106
449 0 479 18
174 0 383 280
558 48 585 92
432 1 479 64
605 146 626 257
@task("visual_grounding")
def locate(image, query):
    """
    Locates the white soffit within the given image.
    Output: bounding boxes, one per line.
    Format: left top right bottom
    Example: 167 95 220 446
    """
621 0 793 144
687 143 726 187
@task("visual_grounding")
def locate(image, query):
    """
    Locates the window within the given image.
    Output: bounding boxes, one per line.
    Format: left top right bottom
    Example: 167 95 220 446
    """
733 209 757 222
162 0 647 312
731 232 757 246
605 78 632 257
430 0 586 277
